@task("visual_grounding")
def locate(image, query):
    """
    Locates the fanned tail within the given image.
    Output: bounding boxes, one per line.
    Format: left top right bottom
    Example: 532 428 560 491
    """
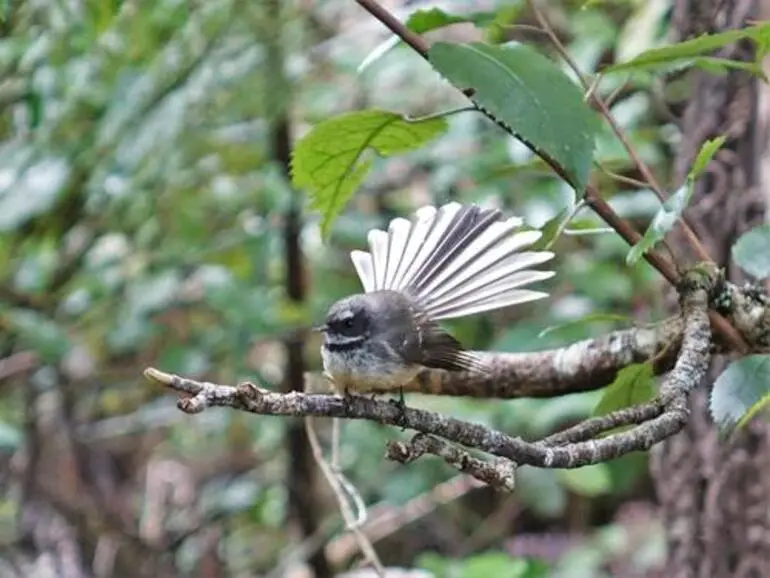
350 202 555 320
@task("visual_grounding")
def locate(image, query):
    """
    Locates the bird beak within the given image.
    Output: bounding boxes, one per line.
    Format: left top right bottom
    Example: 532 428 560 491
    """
312 324 328 333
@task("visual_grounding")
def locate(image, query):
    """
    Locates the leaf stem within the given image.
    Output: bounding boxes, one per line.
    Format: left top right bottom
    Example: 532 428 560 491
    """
405 106 477 123
543 198 587 251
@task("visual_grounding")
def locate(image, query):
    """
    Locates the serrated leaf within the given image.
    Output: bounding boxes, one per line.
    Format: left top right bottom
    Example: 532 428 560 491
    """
558 463 613 497
291 110 447 236
603 24 770 75
732 224 770 279
710 355 770 432
428 42 600 192
689 136 726 180
538 313 632 340
593 362 656 416
626 183 692 265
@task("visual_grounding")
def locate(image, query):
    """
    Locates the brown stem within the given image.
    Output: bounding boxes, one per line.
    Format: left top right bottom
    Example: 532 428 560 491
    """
355 0 430 56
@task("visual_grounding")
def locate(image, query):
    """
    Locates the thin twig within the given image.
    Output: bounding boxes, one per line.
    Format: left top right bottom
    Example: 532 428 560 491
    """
305 417 385 576
538 398 666 447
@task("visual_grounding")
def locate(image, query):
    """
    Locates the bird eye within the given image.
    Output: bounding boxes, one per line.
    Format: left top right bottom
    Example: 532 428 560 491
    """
331 311 366 336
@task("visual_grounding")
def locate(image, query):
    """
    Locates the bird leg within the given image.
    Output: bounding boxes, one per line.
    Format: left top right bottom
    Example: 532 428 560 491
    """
342 385 354 418
388 386 408 431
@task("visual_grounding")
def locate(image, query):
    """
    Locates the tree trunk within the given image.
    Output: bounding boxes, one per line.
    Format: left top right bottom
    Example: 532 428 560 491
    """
652 1 770 577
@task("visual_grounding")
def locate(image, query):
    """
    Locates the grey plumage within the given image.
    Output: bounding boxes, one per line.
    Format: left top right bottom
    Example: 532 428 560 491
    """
321 202 555 393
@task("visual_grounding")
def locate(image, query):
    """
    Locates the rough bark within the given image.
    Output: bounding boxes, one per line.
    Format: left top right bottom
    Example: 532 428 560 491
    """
651 1 770 577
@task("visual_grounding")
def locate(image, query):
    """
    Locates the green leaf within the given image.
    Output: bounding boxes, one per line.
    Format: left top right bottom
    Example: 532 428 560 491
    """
406 8 496 34
603 24 770 75
0 421 22 450
689 136 726 180
538 313 632 340
462 553 531 578
558 463 613 497
626 183 693 265
530 205 575 251
0 158 71 232
710 355 770 432
4 309 70 362
428 42 600 192
690 57 767 81
627 136 726 265
593 362 656 416
732 224 770 279
291 110 448 236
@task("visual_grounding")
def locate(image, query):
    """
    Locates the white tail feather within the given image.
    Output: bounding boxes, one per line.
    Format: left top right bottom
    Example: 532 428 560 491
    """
425 268 555 316
351 250 375 293
430 289 551 320
350 203 555 319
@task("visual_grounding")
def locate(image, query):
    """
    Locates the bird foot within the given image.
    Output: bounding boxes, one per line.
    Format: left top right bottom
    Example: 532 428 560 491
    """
389 390 408 431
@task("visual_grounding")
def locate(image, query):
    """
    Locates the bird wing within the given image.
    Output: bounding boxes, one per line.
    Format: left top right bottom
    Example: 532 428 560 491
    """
399 315 487 374
350 202 555 320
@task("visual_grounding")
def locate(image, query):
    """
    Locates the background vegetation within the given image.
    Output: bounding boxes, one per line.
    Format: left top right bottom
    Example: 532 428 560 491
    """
0 1 765 577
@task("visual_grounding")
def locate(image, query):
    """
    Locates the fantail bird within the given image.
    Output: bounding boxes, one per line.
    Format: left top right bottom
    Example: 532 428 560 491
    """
316 202 555 395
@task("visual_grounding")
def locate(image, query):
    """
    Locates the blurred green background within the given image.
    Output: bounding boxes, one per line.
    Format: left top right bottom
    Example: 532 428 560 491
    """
0 0 688 576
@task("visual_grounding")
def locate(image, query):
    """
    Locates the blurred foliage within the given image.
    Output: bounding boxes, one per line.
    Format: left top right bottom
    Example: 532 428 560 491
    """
710 355 770 434
0 0 750 576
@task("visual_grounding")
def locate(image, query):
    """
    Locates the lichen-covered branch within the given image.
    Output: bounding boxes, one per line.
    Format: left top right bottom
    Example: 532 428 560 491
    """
712 275 770 349
537 398 666 447
385 434 516 491
402 317 684 398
